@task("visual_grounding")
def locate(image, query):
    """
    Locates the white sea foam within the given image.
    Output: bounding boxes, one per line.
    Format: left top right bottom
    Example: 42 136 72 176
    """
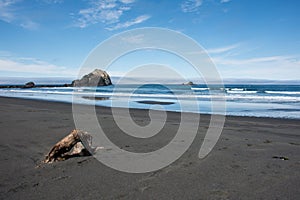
226 91 257 94
227 88 244 91
191 87 209 91
2 88 300 103
265 91 300 95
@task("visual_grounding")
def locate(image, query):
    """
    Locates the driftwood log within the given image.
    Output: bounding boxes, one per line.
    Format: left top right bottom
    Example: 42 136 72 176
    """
43 129 93 163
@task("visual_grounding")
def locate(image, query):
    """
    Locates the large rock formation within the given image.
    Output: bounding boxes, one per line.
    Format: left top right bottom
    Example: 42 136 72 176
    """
72 69 112 87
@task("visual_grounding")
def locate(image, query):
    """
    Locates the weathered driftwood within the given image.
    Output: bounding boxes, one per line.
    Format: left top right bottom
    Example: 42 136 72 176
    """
43 129 93 163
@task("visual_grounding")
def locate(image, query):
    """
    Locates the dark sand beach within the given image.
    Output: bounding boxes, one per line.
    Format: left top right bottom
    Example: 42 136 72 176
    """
0 96 300 199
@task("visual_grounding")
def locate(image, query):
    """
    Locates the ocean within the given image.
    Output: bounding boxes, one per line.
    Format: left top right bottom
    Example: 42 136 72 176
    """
0 84 300 119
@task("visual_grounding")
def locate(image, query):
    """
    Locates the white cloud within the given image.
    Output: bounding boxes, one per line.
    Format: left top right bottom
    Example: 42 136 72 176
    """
75 0 137 28
0 56 76 76
106 15 150 31
181 0 202 13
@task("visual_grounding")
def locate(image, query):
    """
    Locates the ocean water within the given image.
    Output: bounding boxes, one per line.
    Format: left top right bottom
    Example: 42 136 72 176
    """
0 84 300 119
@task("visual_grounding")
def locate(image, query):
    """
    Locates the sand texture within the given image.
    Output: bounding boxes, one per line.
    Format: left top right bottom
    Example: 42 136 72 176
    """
0 97 300 199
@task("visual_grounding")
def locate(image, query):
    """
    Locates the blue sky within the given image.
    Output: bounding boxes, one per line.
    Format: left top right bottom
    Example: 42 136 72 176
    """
0 0 299 81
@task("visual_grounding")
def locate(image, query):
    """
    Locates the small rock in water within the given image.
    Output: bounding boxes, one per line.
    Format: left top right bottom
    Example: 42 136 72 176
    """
272 156 289 160
182 81 194 85
24 81 35 88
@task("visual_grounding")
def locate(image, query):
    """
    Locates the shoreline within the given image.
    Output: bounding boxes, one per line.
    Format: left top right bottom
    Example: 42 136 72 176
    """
1 96 300 199
1 95 300 121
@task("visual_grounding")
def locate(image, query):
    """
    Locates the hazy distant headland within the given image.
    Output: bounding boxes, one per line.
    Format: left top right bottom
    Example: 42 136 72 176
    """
1 76 299 86
0 77 74 85
0 69 112 88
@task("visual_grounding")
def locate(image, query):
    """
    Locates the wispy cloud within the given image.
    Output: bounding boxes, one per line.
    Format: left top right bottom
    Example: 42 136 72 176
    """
213 55 295 65
0 56 76 76
0 0 19 22
42 0 64 3
20 20 39 30
76 1 120 28
75 0 147 29
0 0 41 30
120 33 144 44
119 0 134 3
181 0 203 13
220 0 231 3
199 43 300 80
212 54 300 80
106 15 150 31
207 43 240 54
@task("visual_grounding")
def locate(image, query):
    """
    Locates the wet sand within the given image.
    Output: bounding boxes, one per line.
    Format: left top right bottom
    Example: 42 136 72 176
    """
0 96 300 199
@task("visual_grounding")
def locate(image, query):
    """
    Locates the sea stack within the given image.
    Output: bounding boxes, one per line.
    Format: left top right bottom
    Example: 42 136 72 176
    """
183 81 194 85
24 81 35 88
72 69 112 87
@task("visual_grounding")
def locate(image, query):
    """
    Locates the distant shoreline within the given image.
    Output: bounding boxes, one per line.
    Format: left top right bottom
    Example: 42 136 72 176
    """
0 84 72 89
